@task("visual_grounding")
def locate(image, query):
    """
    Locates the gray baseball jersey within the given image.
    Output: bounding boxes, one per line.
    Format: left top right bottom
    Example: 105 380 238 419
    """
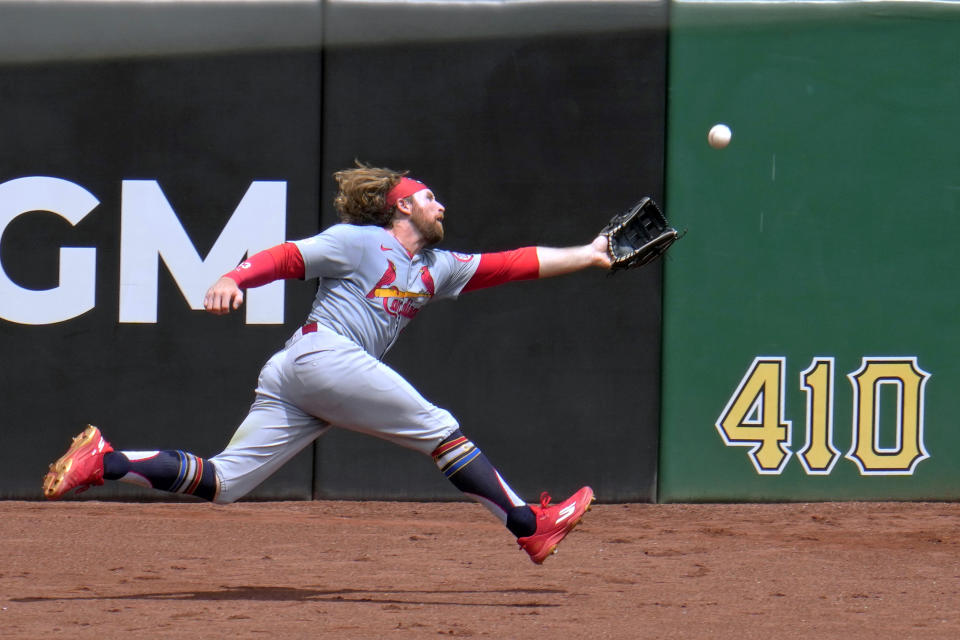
294 224 480 358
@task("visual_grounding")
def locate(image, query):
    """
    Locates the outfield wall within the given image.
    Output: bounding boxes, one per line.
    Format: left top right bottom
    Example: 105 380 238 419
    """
659 1 960 500
0 1 667 501
5 0 952 504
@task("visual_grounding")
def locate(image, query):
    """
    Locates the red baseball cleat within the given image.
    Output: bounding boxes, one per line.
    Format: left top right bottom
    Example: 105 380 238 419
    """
42 425 114 500
517 486 595 564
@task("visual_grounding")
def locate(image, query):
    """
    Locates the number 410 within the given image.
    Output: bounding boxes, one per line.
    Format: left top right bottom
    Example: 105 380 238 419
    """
715 357 930 476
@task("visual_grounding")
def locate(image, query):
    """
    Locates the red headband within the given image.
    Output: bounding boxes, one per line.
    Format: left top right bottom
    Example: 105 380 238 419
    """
385 177 427 211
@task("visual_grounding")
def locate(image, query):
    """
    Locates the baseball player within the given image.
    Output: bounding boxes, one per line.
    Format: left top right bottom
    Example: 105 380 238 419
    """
43 163 612 564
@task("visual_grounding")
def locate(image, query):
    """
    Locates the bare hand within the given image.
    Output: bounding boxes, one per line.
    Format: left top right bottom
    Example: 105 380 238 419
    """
204 276 244 315
590 234 612 269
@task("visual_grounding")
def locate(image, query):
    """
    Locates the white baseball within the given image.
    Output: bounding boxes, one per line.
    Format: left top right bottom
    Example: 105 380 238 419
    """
708 124 732 149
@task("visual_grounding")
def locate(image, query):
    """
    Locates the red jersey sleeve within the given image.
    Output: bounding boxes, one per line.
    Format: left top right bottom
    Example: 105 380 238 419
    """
461 246 540 293
223 242 305 289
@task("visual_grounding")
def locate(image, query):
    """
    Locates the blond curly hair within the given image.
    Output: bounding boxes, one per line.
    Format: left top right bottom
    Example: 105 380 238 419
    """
332 161 409 226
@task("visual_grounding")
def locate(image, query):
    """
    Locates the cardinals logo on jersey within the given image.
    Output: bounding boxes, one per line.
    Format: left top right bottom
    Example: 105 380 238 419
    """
366 260 434 319
418 265 436 297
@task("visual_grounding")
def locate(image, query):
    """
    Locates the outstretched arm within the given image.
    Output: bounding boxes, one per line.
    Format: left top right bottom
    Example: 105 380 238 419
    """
536 234 611 277
462 235 610 293
203 242 305 315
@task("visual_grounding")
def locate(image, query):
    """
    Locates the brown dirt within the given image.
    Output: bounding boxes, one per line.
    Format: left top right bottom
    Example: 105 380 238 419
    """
2 500 959 639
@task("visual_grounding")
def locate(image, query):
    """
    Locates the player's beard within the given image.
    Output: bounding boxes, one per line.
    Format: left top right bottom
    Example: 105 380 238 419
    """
411 205 444 246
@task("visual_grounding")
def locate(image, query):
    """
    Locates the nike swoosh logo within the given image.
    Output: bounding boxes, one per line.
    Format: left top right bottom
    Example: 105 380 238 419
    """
380 245 392 251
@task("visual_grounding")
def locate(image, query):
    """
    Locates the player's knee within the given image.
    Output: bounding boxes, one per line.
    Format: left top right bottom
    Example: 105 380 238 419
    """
424 426 461 457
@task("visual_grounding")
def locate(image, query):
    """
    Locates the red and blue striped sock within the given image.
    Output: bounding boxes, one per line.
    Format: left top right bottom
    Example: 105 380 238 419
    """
431 431 536 537
104 450 217 501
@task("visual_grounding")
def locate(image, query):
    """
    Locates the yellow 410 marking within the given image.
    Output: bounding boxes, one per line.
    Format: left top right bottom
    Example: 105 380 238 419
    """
716 357 930 476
